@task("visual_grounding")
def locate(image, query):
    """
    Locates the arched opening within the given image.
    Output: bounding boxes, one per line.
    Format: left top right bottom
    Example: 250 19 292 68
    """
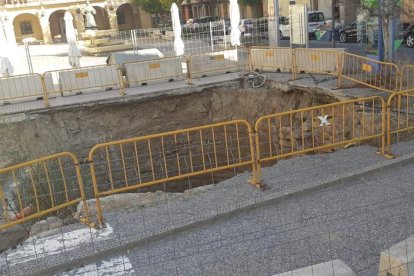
49 9 67 42
13 13 43 43
116 3 140 31
92 6 110 30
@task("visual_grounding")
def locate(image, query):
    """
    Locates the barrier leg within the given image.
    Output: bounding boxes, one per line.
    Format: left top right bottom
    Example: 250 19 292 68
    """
41 76 50 107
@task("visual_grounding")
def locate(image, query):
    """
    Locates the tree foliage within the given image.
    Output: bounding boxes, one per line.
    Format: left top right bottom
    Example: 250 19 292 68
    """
132 0 183 14
238 0 262 7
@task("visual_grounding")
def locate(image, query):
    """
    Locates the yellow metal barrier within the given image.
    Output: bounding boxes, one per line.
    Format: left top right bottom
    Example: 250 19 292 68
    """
0 152 90 231
252 97 386 184
400 65 414 93
43 64 124 97
89 120 256 225
249 46 293 73
122 56 187 87
0 73 49 106
340 52 399 93
293 48 343 79
187 48 249 84
386 90 414 151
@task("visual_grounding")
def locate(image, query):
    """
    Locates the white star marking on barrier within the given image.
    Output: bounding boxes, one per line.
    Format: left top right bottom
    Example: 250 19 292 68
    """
318 115 330 126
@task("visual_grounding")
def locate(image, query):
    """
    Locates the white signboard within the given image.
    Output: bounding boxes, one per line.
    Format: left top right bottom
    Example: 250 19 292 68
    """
289 4 308 47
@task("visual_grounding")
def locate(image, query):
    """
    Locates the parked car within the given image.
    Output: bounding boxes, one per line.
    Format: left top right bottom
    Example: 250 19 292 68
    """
339 21 410 44
279 11 326 39
338 21 357 43
257 17 288 35
404 24 414 48
184 16 219 33
239 19 254 34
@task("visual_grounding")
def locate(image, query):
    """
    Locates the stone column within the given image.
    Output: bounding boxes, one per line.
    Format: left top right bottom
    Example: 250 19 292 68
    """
107 6 118 31
183 5 190 21
39 16 52 44
73 9 86 34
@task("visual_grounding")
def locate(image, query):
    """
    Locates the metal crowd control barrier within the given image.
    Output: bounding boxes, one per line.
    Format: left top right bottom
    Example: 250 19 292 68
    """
339 52 399 93
249 46 293 73
386 90 414 151
293 48 343 79
122 56 186 87
251 97 386 184
0 152 90 231
89 120 255 225
400 65 414 93
187 48 249 84
43 64 124 97
0 73 49 106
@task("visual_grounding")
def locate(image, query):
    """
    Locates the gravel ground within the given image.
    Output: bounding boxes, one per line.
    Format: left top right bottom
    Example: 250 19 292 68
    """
2 141 414 275
106 145 414 276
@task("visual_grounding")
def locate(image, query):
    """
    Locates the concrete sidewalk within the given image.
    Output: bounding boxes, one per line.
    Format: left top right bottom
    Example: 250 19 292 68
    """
0 72 384 117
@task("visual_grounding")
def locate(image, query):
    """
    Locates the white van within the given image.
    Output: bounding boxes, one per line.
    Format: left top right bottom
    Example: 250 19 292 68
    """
279 11 326 39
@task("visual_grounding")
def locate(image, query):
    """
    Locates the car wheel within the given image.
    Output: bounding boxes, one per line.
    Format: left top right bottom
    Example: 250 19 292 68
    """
339 32 347 43
407 34 414 48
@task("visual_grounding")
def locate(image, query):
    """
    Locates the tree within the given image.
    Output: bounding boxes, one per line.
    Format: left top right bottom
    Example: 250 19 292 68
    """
238 0 263 18
361 0 403 61
132 0 164 14
132 0 183 23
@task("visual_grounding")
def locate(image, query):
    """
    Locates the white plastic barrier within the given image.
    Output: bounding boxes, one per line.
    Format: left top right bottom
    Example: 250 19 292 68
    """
0 74 44 104
250 47 293 72
44 65 121 96
188 48 248 80
124 57 184 87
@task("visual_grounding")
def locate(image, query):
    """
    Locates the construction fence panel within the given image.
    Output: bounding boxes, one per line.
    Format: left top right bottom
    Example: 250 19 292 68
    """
253 97 386 182
340 52 399 93
43 65 124 97
387 90 414 149
187 48 249 82
249 47 293 72
123 56 186 87
88 120 255 225
0 152 90 231
294 48 343 76
400 65 414 93
0 74 47 105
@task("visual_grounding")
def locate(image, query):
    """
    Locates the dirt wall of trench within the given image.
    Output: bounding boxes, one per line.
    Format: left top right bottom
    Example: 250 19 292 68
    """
0 80 338 169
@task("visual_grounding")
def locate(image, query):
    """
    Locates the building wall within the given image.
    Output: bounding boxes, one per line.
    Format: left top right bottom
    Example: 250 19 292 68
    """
318 0 332 19
1 0 155 44
117 3 137 31
49 10 66 41
402 0 414 24
138 8 152 29
13 13 43 42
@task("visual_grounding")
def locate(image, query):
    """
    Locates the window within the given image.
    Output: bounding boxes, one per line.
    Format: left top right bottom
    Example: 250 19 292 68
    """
20 21 33 35
117 11 126 25
289 1 296 4
308 13 324 23
308 13 317 23
318 13 325 22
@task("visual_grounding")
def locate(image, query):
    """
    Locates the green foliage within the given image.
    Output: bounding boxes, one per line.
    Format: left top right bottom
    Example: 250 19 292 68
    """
238 0 262 6
361 0 403 13
132 0 183 14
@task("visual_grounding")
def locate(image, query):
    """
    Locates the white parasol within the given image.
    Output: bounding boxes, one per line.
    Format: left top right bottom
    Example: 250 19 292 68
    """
171 3 185 56
64 12 82 68
229 0 241 47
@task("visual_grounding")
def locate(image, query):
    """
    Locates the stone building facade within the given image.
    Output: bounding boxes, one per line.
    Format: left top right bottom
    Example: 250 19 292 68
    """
0 0 152 44
181 0 260 21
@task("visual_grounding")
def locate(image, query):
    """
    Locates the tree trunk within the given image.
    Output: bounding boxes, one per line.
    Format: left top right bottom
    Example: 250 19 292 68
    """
382 19 390 61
